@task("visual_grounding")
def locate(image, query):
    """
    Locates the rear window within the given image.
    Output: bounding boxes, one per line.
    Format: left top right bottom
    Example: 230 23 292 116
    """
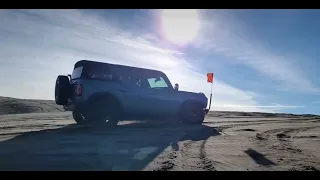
71 66 83 79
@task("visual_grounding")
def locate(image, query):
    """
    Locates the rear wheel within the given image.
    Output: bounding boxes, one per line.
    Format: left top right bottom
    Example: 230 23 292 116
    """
55 75 71 105
84 97 121 127
178 103 205 124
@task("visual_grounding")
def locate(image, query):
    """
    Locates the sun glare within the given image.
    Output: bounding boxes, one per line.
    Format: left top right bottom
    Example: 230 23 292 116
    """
160 9 200 45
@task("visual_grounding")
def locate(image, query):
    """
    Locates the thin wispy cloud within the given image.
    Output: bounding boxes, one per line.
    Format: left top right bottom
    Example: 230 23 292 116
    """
0 10 312 113
311 100 320 105
211 104 305 113
193 10 319 94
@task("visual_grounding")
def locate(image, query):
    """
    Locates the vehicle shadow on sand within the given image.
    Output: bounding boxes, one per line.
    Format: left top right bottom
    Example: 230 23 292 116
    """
0 122 221 171
244 148 276 166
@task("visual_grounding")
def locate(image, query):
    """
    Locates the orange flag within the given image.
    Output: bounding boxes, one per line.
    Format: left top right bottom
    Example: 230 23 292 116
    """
207 73 214 83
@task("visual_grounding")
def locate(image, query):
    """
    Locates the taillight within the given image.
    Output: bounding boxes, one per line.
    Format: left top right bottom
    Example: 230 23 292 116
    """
76 84 82 96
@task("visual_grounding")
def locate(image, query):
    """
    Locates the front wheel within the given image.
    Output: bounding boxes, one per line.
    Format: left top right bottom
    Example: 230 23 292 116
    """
178 103 205 124
72 111 89 125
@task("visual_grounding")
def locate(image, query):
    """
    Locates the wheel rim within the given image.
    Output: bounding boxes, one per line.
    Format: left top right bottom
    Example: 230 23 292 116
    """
186 108 198 117
191 110 198 117
183 107 203 123
104 115 113 123
73 112 87 124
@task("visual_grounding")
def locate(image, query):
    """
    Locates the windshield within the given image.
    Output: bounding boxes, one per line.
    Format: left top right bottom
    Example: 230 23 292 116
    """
137 74 173 91
147 77 168 88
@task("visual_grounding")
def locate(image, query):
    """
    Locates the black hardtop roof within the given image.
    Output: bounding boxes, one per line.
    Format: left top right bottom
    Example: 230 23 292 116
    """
74 60 165 75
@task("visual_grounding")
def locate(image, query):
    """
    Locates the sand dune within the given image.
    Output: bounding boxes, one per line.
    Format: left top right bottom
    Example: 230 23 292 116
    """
0 96 63 115
0 96 319 171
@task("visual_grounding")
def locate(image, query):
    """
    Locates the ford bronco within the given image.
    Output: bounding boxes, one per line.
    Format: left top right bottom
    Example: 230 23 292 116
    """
55 60 208 126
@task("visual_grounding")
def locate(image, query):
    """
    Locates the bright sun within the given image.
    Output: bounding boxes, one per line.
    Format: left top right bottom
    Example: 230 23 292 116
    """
160 9 200 45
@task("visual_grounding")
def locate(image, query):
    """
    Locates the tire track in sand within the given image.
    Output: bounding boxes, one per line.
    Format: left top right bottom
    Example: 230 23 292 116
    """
175 139 216 171
155 148 177 171
254 126 320 171
154 138 216 171
199 139 216 171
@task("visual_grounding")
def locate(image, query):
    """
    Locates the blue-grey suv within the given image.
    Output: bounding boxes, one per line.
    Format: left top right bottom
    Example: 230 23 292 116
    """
55 60 208 126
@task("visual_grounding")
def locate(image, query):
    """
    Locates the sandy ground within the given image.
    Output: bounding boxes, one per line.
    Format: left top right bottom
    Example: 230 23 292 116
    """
0 96 319 171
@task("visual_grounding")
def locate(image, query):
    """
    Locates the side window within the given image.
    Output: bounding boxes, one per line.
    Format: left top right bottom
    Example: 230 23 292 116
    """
71 66 83 79
125 76 143 87
147 77 168 88
87 65 120 82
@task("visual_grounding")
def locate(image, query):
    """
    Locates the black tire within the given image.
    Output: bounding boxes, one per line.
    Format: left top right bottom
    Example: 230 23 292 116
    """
55 75 71 105
85 97 121 127
178 103 205 124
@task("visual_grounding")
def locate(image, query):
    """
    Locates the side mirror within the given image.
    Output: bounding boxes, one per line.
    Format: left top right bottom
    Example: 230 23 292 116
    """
174 83 179 91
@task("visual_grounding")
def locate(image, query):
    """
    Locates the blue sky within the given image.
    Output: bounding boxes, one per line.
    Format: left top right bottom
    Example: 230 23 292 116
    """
0 9 319 114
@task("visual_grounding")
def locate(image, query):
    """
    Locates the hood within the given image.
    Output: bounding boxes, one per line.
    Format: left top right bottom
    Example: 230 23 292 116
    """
177 91 208 107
